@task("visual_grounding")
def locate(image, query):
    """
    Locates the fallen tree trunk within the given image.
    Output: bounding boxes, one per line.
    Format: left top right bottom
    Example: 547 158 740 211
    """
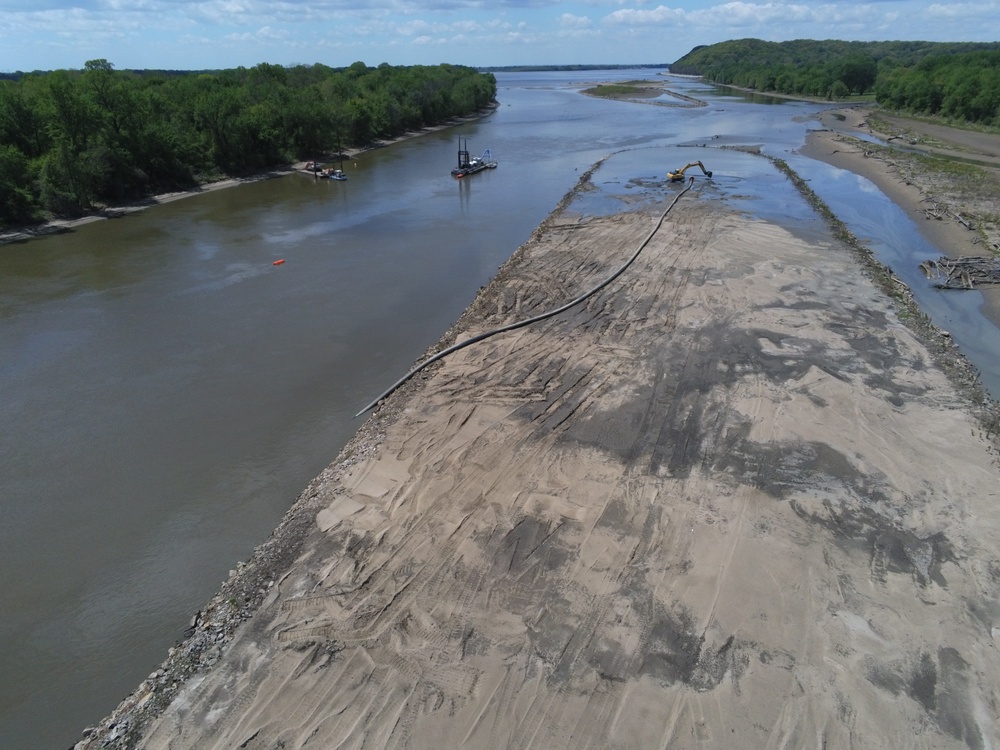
920 255 1000 289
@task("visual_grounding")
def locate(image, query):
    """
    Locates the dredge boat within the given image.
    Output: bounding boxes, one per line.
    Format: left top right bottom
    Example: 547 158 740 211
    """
451 139 497 178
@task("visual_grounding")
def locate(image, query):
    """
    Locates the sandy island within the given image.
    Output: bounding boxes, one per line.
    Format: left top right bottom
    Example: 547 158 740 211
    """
75 107 1000 749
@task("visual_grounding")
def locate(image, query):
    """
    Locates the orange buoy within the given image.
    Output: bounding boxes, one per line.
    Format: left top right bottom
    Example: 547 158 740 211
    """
273 259 285 266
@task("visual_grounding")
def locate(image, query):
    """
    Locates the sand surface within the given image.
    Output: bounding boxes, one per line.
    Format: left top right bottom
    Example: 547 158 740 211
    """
81 166 1000 748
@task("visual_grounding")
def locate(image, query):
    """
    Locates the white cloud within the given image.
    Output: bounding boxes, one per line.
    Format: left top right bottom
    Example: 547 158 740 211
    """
602 4 687 25
396 19 439 34
255 25 289 39
600 1 907 28
558 13 592 28
926 1 997 17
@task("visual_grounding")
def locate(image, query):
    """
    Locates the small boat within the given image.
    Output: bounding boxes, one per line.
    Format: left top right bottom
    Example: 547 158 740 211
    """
326 148 349 180
451 140 498 178
316 167 347 180
303 154 348 180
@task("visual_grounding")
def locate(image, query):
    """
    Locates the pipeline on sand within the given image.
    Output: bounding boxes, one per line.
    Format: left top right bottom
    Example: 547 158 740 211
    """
356 178 698 417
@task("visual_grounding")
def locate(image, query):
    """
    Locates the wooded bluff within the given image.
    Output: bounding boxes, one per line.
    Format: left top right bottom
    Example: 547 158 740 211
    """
0 61 496 228
671 39 1000 127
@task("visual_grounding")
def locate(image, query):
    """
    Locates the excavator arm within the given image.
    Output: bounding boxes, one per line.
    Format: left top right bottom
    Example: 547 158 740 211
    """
667 161 713 182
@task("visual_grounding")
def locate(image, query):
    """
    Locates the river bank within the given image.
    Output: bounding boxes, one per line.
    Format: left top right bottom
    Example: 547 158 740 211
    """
0 104 499 248
76 127 1000 746
802 105 1000 325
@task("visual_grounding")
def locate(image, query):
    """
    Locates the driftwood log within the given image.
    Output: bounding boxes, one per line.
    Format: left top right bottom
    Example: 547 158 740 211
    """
920 256 1000 289
953 212 975 230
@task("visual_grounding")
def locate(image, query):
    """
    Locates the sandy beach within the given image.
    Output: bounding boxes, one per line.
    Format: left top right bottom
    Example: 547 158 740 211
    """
75 105 1000 748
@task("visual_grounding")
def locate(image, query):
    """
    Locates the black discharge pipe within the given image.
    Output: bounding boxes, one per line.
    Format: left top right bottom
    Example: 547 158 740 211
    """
356 179 697 417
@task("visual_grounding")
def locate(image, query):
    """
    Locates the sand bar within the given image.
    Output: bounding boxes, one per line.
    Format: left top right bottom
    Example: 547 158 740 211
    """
78 138 1000 747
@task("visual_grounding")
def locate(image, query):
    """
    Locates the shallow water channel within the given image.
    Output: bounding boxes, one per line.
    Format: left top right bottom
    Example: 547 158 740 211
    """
2 70 997 749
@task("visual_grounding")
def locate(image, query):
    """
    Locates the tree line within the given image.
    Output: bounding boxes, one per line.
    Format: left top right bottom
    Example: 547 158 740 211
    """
670 39 1000 125
875 50 1000 124
0 60 497 227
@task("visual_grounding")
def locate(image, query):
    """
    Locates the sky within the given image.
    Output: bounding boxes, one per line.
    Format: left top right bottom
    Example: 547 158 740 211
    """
1 0 998 73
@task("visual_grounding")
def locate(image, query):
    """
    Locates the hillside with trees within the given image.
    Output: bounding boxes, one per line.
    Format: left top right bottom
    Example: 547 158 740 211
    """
671 39 1000 125
876 49 1000 124
0 60 496 228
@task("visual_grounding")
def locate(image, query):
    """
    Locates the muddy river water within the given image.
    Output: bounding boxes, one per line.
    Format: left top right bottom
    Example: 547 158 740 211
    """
2 70 997 749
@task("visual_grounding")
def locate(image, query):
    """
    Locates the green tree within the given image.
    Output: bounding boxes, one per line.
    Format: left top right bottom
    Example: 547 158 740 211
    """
0 143 38 224
0 79 48 158
672 38 1000 124
0 60 496 228
836 55 877 94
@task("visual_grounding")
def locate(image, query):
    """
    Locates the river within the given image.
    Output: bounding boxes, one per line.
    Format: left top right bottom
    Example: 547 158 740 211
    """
2 69 997 749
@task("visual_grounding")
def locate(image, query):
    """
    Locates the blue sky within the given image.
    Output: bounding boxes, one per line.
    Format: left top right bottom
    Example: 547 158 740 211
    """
1 0 998 73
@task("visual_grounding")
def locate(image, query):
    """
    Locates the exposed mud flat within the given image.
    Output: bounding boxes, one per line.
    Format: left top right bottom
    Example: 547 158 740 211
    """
86 168 1000 749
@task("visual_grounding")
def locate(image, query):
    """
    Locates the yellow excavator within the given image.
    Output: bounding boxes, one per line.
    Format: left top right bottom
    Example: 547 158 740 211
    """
667 161 713 182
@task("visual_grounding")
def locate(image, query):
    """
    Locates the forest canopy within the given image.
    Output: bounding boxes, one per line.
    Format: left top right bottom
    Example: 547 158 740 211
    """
0 60 496 227
671 39 1000 126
